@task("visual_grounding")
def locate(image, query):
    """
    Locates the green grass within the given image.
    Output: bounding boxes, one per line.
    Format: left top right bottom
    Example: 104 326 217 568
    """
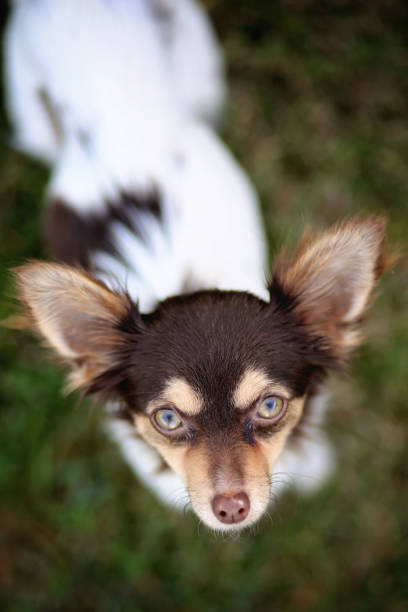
1 1 408 610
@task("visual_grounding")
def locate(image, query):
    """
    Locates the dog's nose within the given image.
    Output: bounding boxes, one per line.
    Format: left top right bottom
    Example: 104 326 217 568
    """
211 492 250 524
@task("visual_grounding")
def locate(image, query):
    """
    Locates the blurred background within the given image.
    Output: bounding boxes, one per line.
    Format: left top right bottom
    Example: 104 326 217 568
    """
1 1 407 610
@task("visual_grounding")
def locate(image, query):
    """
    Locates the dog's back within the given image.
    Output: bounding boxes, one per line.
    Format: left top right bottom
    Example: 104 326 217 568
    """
5 0 267 312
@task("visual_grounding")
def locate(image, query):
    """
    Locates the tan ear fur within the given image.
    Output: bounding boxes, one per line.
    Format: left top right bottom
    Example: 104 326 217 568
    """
272 216 389 357
13 262 132 391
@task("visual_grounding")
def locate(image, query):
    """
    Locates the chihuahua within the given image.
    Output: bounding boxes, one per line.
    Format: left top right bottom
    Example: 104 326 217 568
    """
7 0 387 531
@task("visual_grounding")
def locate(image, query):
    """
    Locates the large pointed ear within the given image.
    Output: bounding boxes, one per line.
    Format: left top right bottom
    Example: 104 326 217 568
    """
13 262 141 393
269 216 389 363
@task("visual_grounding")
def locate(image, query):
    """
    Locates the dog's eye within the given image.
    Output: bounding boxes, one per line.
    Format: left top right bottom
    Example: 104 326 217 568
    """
256 396 286 421
154 408 183 431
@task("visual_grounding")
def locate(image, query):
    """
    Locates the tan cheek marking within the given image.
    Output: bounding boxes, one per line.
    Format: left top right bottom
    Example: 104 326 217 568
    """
258 396 306 471
183 445 216 517
184 445 212 492
133 376 204 483
240 444 270 504
235 399 307 506
233 367 292 410
133 414 187 479
146 377 203 416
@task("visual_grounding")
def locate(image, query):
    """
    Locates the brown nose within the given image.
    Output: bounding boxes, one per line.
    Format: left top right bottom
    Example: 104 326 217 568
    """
211 492 250 524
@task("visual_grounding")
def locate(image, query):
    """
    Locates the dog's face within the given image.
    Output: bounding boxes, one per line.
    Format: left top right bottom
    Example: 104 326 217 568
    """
14 217 387 530
116 291 321 530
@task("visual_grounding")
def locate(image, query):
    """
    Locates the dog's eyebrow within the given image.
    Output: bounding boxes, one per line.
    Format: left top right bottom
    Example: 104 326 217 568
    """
233 367 291 410
148 377 203 416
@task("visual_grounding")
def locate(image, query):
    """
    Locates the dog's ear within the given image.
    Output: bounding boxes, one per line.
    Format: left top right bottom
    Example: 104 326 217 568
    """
270 216 389 362
13 262 141 392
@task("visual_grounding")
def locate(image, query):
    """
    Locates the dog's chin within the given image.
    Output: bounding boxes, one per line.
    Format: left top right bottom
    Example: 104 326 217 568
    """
189 495 270 533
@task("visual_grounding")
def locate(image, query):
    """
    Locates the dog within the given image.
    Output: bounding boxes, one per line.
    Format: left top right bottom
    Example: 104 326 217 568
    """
6 0 387 531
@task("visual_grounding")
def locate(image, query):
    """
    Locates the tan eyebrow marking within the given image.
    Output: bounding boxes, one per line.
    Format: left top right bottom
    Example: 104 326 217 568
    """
233 367 291 410
147 377 203 416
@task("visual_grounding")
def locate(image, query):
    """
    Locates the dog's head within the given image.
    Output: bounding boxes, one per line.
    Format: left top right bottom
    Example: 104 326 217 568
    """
14 217 387 530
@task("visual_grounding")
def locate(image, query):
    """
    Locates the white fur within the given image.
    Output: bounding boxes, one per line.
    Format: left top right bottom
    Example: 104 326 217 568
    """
5 0 332 514
107 418 188 509
5 0 268 312
273 393 334 496
151 0 226 123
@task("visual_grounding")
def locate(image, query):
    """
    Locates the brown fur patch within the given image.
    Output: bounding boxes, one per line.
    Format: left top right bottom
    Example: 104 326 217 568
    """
45 190 162 269
134 413 187 477
38 87 63 144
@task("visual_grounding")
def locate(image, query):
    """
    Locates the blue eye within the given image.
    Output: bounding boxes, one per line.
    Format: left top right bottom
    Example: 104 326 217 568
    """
154 408 183 431
256 396 286 420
